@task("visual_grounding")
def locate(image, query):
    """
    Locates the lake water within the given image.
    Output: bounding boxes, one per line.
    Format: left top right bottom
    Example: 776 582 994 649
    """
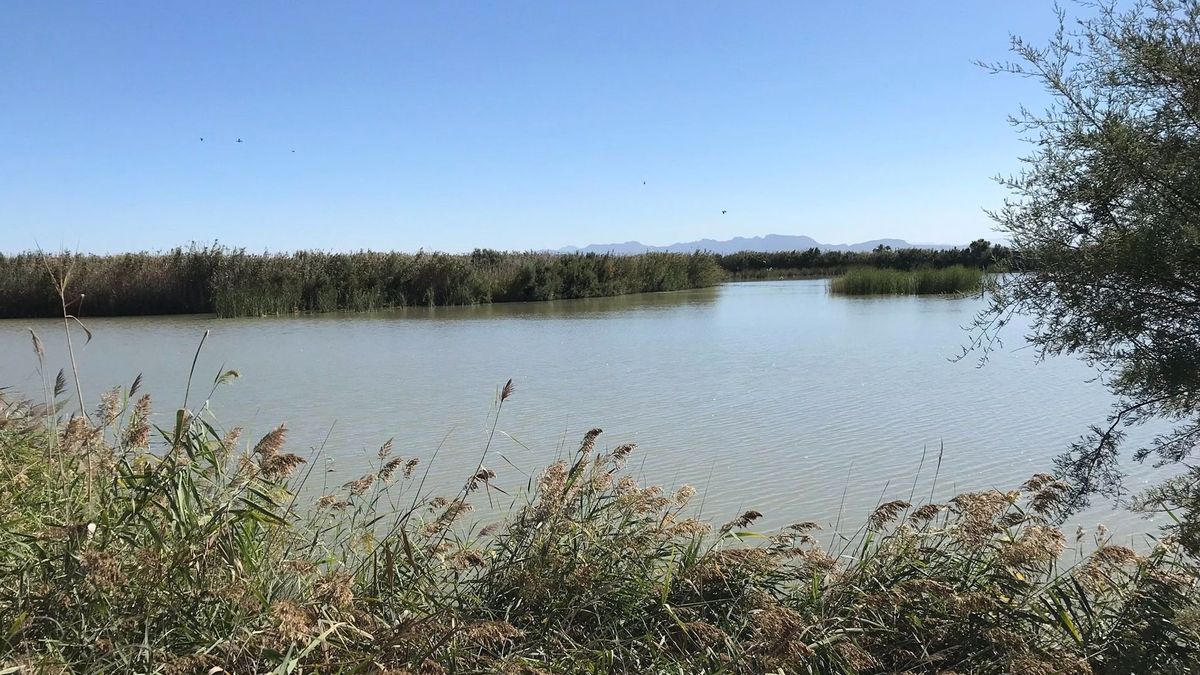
0 280 1166 541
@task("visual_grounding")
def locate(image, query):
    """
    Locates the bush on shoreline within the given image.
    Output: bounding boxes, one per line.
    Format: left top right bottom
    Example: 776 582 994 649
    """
1 378 1196 673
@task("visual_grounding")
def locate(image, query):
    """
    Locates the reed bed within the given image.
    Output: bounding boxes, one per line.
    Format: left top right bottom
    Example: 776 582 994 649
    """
0 243 1012 319
0 247 723 318
829 265 985 296
1 372 1197 673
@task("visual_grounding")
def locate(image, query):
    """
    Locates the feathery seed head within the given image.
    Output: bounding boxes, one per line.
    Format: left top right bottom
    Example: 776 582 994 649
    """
222 426 243 449
379 456 405 481
611 442 637 462
344 474 375 496
726 510 763 530
673 484 697 506
377 438 394 460
1022 473 1057 492
314 570 354 608
467 467 496 492
29 328 45 359
402 457 420 478
253 424 287 457
317 495 345 509
271 601 314 644
615 475 639 494
261 451 306 480
97 387 122 426
868 500 911 530
463 620 522 646
123 394 152 449
998 524 1065 567
578 428 603 455
909 503 945 523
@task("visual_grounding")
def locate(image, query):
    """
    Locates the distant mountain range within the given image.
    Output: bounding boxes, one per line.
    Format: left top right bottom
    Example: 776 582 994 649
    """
558 234 957 255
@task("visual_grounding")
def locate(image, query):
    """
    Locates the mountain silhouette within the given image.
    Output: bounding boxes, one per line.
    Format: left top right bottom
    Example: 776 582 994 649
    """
558 234 955 255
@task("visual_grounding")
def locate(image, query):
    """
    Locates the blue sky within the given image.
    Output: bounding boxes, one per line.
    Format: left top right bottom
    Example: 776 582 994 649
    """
1 2 1059 253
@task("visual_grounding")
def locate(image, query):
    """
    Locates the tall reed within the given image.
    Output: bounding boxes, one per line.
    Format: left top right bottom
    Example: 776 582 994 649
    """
0 247 724 319
829 265 985 296
0 244 1012 318
1 375 1196 673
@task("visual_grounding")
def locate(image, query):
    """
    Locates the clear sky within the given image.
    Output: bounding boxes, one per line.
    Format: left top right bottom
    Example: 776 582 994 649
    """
1 1 1061 254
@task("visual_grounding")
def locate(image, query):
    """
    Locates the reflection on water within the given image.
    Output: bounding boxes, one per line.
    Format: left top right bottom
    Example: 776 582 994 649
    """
360 285 721 321
0 281 1166 541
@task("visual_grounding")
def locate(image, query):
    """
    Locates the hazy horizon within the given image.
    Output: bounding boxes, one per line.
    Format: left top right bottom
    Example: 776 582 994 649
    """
0 231 979 257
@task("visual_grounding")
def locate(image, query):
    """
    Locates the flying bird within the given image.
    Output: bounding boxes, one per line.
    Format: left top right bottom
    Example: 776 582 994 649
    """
722 210 727 215
199 137 204 142
236 138 243 143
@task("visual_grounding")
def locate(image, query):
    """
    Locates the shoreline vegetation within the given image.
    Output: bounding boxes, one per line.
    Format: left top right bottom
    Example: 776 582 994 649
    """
0 249 723 319
828 266 985 296
0 241 1009 319
1 376 1197 673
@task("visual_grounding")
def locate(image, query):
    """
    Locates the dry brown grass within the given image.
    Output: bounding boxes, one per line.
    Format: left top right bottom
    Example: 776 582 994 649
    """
0 381 1198 673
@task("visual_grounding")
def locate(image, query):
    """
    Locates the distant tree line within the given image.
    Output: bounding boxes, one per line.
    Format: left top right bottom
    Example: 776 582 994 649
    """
716 239 1012 277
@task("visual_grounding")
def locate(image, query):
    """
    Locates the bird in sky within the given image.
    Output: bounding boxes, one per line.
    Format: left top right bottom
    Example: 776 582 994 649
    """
236 138 243 143
722 210 727 215
199 137 204 142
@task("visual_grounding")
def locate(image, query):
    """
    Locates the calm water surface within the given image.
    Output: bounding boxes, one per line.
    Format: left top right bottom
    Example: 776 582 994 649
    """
0 280 1165 540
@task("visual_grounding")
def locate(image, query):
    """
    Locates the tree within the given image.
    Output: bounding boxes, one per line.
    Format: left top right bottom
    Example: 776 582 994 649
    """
972 1 1200 546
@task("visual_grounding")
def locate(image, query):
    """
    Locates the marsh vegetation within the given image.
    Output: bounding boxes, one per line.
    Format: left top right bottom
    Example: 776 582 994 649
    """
828 266 986 296
1 377 1197 673
0 248 724 319
0 243 1007 319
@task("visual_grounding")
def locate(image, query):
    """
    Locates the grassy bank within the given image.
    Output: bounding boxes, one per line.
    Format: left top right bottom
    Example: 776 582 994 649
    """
0 248 723 318
1 377 1197 673
829 265 985 296
0 243 1010 319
